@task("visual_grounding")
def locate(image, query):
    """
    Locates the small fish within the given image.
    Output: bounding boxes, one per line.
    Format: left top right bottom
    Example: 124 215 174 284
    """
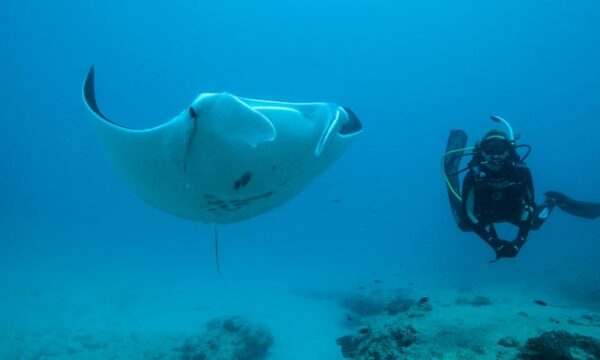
346 315 353 321
534 300 548 306
329 199 342 203
418 297 429 304
374 280 382 284
358 286 365 290
359 328 370 334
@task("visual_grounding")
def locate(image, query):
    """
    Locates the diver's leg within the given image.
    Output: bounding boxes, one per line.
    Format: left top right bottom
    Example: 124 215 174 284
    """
488 223 499 238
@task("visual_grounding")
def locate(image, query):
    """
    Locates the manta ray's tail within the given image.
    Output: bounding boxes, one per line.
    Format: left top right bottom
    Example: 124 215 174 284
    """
214 223 223 277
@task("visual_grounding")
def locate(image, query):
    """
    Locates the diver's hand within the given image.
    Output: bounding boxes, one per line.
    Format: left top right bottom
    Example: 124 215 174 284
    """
498 242 520 258
512 236 526 251
490 239 520 262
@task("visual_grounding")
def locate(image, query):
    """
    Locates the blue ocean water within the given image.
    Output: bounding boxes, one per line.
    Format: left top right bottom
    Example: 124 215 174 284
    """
2 0 600 358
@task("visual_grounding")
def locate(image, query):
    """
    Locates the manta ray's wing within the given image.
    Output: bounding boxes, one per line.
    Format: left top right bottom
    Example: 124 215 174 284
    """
84 67 207 220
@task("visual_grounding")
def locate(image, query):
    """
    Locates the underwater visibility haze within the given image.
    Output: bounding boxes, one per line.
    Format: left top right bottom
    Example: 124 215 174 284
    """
2 0 600 358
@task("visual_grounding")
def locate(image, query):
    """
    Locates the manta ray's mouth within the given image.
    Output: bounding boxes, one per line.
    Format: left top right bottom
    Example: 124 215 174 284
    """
315 106 362 157
339 107 363 136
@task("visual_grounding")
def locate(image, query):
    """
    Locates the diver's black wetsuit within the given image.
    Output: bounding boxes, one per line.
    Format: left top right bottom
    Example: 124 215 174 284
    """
461 164 551 258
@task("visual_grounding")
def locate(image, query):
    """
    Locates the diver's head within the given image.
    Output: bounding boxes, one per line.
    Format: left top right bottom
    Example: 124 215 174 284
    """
478 130 515 172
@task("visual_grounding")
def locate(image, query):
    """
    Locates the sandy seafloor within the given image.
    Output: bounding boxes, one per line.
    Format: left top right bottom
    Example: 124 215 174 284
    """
1 274 599 360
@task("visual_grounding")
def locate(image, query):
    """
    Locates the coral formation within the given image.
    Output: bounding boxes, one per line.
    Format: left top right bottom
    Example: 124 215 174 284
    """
337 289 435 359
336 324 417 359
175 316 273 360
518 330 600 360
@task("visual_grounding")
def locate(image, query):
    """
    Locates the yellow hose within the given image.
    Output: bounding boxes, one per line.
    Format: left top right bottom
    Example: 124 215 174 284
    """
441 147 474 202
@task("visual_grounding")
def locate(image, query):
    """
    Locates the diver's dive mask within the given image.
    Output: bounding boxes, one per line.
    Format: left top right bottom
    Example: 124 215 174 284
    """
479 133 513 171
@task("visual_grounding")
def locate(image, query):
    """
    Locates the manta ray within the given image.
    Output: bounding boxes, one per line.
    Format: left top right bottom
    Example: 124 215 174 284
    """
82 67 362 272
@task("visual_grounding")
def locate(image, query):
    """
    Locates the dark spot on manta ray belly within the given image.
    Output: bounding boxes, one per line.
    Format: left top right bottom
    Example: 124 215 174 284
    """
233 171 252 190
225 191 274 211
202 191 274 215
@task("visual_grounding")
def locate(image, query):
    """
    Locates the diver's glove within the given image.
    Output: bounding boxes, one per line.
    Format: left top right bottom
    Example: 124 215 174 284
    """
512 236 526 251
490 239 521 262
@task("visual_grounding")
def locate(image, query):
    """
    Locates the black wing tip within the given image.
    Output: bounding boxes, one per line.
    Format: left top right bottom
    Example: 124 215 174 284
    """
82 66 133 130
83 65 107 121
84 65 95 88
83 66 123 127
83 65 97 110
85 66 95 86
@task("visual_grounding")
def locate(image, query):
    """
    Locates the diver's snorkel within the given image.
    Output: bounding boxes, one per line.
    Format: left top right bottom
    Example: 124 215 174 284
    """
490 115 514 141
488 115 533 160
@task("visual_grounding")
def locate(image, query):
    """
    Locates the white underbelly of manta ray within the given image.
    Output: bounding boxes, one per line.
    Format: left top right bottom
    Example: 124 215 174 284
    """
82 67 362 224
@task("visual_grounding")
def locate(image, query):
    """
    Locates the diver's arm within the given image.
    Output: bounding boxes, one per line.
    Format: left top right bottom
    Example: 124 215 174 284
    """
514 166 535 249
461 173 502 249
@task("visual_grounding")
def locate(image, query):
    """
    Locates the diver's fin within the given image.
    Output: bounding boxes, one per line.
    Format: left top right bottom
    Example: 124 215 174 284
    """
545 191 600 219
445 129 470 231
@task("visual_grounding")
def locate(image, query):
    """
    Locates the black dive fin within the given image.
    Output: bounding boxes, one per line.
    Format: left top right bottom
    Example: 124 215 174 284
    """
545 191 600 219
445 130 470 231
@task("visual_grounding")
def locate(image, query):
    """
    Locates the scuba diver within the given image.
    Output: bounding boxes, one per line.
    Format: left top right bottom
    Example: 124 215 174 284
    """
443 116 600 262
